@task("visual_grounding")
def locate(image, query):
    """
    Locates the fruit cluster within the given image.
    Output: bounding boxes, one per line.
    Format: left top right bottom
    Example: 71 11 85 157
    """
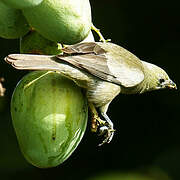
0 0 91 44
1 0 92 168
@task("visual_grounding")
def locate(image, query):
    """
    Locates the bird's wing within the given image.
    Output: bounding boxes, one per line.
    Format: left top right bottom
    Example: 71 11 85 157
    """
57 42 145 87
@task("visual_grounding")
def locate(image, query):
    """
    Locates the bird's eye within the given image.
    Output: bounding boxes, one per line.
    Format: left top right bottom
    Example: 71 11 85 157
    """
159 78 165 84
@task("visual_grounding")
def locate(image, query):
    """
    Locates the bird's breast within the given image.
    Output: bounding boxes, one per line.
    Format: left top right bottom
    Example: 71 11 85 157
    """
86 80 120 107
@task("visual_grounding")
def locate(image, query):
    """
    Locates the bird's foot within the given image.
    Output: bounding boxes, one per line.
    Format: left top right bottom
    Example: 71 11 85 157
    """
91 114 115 146
98 124 115 146
97 111 115 146
89 102 115 146
91 24 111 43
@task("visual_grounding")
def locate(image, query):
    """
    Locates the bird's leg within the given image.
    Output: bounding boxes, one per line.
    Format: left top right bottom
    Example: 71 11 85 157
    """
98 104 115 146
89 102 106 133
89 102 115 146
91 24 111 43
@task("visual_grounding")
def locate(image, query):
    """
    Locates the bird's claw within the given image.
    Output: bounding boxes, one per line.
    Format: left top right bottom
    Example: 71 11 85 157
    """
97 124 115 146
89 102 115 146
91 115 115 146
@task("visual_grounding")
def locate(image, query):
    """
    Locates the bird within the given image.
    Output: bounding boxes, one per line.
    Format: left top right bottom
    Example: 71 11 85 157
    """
5 42 177 146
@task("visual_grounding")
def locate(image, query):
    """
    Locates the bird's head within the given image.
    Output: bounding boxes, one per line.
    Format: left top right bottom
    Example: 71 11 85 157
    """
141 61 177 92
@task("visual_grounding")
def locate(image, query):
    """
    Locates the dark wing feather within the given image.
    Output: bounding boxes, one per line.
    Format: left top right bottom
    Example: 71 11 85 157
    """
57 42 145 87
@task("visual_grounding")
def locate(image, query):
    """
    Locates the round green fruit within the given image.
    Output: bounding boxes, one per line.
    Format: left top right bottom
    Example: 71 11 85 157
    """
1 0 43 9
23 0 92 44
0 1 30 39
11 71 88 168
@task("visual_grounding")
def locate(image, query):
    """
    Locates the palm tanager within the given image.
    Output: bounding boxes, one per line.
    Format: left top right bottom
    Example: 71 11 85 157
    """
5 42 177 146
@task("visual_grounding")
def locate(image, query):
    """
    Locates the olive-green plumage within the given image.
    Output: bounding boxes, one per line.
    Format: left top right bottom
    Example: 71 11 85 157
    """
5 42 176 145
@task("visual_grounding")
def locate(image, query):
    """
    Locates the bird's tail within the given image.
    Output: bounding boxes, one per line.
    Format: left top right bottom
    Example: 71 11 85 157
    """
5 54 92 87
5 54 59 70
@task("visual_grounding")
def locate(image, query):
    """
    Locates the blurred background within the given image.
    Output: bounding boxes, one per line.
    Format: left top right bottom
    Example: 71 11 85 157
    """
0 0 180 179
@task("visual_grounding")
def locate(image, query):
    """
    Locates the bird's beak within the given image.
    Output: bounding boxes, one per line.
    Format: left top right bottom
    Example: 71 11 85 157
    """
166 80 177 90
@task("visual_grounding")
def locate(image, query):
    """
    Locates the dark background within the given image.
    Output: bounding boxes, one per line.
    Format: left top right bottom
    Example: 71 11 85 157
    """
0 0 180 179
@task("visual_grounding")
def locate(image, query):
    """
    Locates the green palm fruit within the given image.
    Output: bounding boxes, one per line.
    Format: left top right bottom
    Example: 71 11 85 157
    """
22 0 92 44
20 30 62 55
0 1 30 39
11 71 88 168
1 0 43 9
